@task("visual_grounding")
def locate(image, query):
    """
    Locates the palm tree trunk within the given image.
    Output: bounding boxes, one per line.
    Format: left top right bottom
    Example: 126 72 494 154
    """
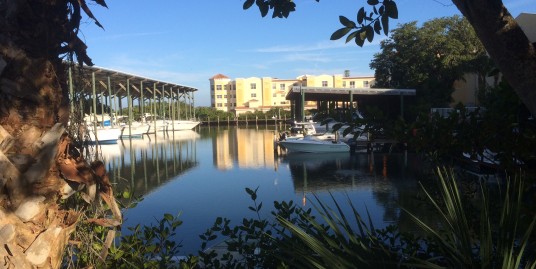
1 1 117 267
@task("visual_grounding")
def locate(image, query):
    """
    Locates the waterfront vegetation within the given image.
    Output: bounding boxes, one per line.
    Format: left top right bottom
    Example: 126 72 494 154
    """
63 167 536 268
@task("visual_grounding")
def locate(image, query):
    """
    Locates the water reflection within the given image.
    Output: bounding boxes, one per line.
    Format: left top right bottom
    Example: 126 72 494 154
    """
280 151 422 224
95 130 199 198
208 126 277 170
110 126 435 254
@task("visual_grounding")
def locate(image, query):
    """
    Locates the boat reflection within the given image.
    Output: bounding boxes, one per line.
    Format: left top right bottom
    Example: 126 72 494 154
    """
279 151 428 229
93 130 199 199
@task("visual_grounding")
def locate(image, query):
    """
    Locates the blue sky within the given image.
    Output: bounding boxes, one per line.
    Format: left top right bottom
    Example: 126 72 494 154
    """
81 0 535 107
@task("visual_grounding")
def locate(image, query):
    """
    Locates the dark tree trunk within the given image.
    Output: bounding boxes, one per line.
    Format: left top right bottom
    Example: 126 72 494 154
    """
452 0 536 116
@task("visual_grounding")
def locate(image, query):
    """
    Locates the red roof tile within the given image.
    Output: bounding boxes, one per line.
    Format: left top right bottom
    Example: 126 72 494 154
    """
211 74 229 79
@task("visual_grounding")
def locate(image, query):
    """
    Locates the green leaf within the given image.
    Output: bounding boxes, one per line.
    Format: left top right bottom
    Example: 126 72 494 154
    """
373 20 381 34
345 30 359 43
381 14 389 35
122 190 130 199
330 27 351 40
367 0 379 5
339 16 356 28
355 31 366 47
365 25 374 42
243 0 254 10
259 3 269 17
164 213 173 222
357 7 365 24
245 187 254 196
385 1 398 19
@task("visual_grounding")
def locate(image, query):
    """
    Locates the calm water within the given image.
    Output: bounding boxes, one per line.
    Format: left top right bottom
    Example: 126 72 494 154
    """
97 125 430 255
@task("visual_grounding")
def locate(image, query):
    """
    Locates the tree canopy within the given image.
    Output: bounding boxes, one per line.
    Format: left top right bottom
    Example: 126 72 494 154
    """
243 0 536 116
369 16 490 108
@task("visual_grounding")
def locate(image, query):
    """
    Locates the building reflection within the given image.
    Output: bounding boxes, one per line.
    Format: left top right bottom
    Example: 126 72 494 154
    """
205 125 437 233
211 126 276 170
93 130 199 199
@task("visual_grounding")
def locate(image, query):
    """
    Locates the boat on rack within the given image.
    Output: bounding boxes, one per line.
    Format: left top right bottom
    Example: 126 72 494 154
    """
278 135 350 153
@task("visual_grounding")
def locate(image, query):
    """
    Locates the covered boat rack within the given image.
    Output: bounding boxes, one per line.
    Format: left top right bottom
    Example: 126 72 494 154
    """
286 86 416 121
67 64 198 132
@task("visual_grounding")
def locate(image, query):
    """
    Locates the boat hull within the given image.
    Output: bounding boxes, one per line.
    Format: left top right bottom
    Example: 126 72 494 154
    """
278 139 350 153
88 127 123 144
167 120 201 131
121 124 150 138
146 120 168 133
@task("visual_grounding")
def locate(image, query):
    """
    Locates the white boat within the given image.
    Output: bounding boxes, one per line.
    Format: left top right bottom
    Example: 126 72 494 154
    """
120 123 150 138
167 120 201 131
88 126 124 144
142 113 169 133
146 120 168 133
278 121 317 141
278 135 350 153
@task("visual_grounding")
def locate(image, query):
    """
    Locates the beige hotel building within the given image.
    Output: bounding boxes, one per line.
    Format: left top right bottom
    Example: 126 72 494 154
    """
209 73 375 115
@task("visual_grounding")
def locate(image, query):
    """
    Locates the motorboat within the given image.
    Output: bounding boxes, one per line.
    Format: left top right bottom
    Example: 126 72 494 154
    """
87 126 124 144
167 120 201 131
142 113 169 133
120 122 150 138
278 135 350 153
278 121 316 141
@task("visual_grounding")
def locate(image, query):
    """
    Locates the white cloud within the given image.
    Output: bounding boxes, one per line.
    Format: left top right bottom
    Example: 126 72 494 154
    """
254 37 386 53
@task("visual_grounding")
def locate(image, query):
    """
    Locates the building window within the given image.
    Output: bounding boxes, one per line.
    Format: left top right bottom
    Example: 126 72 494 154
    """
272 83 276 89
250 83 256 89
274 102 276 105
343 81 346 87
251 93 257 97
217 103 222 107
322 81 328 87
363 81 369 87
350 81 355 88
216 85 222 90
280 84 285 91
280 101 286 104
273 93 277 97
224 95 227 98
217 95 222 98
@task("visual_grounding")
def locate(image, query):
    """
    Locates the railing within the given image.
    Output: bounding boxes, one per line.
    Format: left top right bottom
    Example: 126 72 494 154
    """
201 115 288 126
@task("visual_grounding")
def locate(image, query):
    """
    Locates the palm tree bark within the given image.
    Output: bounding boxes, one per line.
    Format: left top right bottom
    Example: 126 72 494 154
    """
1 1 116 267
452 0 536 116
